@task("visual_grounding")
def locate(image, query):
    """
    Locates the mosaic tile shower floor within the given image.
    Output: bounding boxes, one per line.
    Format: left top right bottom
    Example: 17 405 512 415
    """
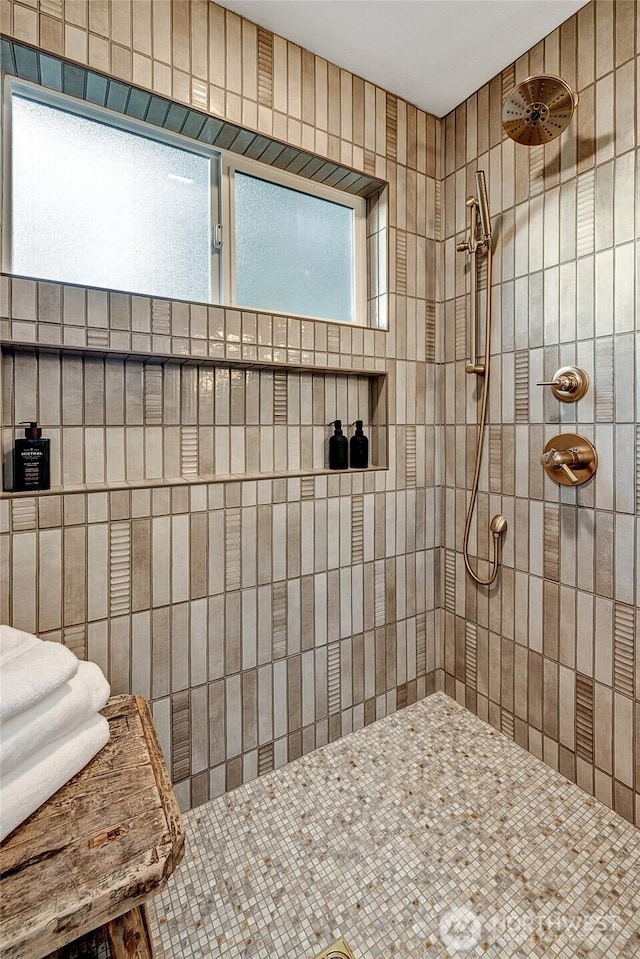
148 694 640 958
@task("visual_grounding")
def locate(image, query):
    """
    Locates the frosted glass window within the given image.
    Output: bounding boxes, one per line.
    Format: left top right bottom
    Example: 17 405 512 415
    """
234 172 355 322
11 94 211 302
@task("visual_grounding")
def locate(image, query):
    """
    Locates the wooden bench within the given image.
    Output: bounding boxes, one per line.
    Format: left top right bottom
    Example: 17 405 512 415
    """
0 695 185 959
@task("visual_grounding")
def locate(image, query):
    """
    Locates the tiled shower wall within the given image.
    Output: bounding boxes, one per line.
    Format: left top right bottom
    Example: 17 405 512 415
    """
2 0 638 828
0 0 440 808
441 0 640 824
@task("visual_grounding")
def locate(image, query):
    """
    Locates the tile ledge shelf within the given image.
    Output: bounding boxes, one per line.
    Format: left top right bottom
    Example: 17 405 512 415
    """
1 338 386 380
0 466 388 499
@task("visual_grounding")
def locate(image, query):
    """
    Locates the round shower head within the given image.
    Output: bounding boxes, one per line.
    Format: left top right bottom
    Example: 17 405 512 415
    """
502 75 578 146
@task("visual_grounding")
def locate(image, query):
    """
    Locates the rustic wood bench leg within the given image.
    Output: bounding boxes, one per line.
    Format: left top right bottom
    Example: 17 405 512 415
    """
107 905 155 959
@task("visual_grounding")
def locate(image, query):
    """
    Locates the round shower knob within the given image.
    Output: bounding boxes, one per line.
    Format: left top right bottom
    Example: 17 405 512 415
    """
536 366 589 403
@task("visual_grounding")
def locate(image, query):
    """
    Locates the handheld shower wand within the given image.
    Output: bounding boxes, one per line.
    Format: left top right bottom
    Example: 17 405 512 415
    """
474 171 491 243
458 171 506 586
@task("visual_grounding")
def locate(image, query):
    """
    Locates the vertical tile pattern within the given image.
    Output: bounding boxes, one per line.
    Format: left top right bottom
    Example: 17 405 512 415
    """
351 494 364 564
543 505 560 582
595 338 614 423
257 741 273 775
374 562 386 628
395 231 407 295
272 371 288 424
300 477 315 500
11 498 37 531
514 352 529 422
405 427 416 487
442 0 640 824
0 0 441 817
385 94 397 162
272 582 287 659
575 675 594 763
528 146 545 196
225 508 242 591
257 28 273 107
415 613 426 677
63 624 86 660
109 522 131 616
444 551 455 612
489 427 502 494
464 622 477 689
180 427 198 476
144 365 163 424
613 605 634 698
151 301 170 336
636 426 640 515
327 642 341 714
4 0 635 824
424 302 436 363
171 690 191 782
501 64 515 98
576 171 596 256
455 299 466 361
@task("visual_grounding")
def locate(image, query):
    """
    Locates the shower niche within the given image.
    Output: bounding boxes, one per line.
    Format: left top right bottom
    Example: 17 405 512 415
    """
1 345 388 492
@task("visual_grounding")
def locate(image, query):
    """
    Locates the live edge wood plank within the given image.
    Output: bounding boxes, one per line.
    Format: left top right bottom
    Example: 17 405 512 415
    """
0 695 185 959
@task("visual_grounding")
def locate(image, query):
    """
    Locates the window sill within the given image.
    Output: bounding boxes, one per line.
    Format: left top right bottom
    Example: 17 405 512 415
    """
1 332 386 378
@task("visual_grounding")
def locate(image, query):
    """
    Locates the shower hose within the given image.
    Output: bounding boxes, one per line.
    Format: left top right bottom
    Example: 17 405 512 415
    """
462 243 505 586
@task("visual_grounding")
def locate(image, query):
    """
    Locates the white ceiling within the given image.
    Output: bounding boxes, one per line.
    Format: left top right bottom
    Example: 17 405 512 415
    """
216 0 587 117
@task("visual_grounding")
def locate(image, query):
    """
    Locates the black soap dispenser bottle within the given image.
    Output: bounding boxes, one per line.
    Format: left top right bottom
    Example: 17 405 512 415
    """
350 420 369 469
328 420 349 470
14 421 50 492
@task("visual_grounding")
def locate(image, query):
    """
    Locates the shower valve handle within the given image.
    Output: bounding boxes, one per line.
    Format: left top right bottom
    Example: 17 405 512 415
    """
542 449 580 485
540 434 598 487
537 375 576 391
536 366 589 403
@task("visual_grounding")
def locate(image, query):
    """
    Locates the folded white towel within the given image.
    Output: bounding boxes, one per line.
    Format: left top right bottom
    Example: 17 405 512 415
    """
0 626 79 724
0 660 110 777
0 712 110 842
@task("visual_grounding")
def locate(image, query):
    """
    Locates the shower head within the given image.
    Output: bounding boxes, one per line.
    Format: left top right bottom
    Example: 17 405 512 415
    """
502 75 578 146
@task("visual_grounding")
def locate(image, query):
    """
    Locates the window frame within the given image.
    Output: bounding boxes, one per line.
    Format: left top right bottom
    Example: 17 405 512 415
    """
3 76 223 305
3 76 367 326
221 152 366 325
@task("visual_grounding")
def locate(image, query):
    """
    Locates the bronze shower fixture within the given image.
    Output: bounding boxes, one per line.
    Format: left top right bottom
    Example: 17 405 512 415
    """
536 366 589 403
502 74 578 145
541 434 598 487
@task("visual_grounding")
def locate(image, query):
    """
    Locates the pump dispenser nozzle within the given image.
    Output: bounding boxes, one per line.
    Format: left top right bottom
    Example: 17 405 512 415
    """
328 419 348 469
19 421 42 439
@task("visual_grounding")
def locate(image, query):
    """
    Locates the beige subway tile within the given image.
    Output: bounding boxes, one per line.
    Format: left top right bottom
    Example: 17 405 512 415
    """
40 13 63 53
111 42 132 81
151 0 171 64
13 2 38 43
223 9 242 97
170 0 189 72
131 610 151 700
594 682 613 774
109 615 130 695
